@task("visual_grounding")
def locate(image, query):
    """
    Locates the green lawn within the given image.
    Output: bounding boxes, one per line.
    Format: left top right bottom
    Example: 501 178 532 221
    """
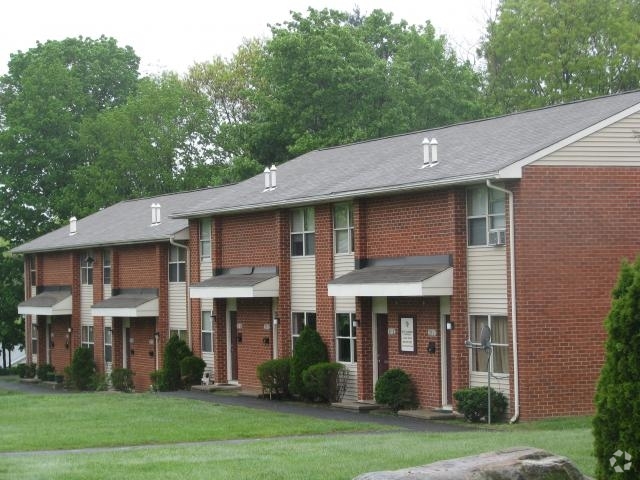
0 383 595 480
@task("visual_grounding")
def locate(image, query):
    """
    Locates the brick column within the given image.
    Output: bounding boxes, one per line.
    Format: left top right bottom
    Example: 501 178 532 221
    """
213 298 227 383
315 204 335 359
356 296 373 400
275 210 291 358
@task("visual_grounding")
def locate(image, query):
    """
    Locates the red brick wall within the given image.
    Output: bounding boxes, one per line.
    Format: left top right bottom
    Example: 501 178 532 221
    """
386 297 442 408
515 166 640 419
275 210 292 358
221 211 280 267
117 245 161 288
315 205 335 360
41 252 73 285
235 299 273 389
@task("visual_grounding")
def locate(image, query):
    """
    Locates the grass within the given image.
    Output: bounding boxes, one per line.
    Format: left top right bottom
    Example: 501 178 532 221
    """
0 381 595 479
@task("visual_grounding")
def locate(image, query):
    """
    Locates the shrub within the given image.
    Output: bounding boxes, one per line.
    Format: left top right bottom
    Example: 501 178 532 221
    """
257 358 292 399
290 327 328 396
36 363 55 381
180 356 206 387
67 347 96 390
593 258 640 479
302 362 347 403
150 369 168 392
375 369 418 413
163 335 193 390
453 386 508 423
0 367 18 376
92 373 109 391
16 363 28 378
111 368 134 392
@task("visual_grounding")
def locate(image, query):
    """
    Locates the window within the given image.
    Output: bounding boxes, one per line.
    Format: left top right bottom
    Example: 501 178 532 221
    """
291 312 317 348
334 203 354 254
200 218 211 261
291 207 315 256
81 254 94 285
169 245 186 282
29 256 36 287
336 313 357 363
104 327 112 363
103 251 111 285
170 329 187 341
82 325 94 354
202 311 213 353
31 323 38 356
467 186 505 246
469 315 509 374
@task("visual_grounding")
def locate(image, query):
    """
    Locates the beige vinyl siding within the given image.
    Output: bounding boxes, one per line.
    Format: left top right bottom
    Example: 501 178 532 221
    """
470 371 510 397
467 247 508 315
80 285 93 326
169 283 187 330
334 253 356 312
291 256 316 311
342 363 358 402
535 111 640 166
200 259 212 281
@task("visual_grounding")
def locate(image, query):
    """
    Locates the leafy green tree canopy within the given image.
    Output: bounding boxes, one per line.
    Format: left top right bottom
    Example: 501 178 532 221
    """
479 0 640 113
0 239 24 367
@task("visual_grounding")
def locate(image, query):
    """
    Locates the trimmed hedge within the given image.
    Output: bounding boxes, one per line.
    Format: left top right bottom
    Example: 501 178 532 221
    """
163 335 193 390
257 358 292 399
180 355 206 387
453 386 508 423
302 362 347 403
290 327 328 397
67 347 96 391
374 369 418 413
36 363 55 381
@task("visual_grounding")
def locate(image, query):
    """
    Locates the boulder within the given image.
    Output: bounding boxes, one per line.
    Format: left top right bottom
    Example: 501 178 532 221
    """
353 446 592 480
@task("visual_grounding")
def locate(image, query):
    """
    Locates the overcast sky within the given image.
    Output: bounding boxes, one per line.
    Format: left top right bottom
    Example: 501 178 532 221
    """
1 0 496 76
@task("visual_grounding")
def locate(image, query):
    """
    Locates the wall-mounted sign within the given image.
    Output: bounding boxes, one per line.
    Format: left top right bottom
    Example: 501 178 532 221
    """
400 316 416 353
427 328 437 337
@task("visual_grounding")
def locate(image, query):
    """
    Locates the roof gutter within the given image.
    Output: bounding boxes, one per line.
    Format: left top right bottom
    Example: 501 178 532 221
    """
486 179 520 424
169 235 191 350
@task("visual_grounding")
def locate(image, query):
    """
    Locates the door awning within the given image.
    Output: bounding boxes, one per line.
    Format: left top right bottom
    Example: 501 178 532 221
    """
190 266 279 299
18 286 72 316
91 289 159 317
328 257 453 297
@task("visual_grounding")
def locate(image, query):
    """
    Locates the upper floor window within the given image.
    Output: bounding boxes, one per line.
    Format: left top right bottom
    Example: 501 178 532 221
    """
81 253 94 285
291 312 316 348
469 315 509 374
200 218 211 261
334 203 354 254
467 186 505 246
291 207 315 256
201 311 213 353
169 246 186 283
336 313 357 363
103 250 111 285
29 256 36 286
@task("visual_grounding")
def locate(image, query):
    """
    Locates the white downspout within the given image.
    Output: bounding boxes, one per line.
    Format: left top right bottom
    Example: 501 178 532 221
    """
169 236 191 349
486 179 520 423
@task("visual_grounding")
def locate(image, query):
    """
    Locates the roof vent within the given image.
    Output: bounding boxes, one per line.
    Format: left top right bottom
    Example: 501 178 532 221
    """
263 165 277 191
270 165 277 190
151 203 161 225
421 137 438 168
69 216 77 235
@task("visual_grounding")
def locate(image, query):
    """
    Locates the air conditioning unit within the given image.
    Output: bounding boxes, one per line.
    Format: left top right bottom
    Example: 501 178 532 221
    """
488 229 506 246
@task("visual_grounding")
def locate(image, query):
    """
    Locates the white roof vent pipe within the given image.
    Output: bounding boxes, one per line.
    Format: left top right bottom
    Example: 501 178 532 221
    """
263 167 270 191
151 203 161 225
430 138 438 166
270 165 277 190
69 216 77 235
421 138 431 168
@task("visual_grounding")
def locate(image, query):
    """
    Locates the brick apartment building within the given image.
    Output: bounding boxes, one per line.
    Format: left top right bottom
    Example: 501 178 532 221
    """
14 91 640 419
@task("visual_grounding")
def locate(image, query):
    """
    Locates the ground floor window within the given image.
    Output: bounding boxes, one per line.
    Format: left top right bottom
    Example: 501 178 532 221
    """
81 325 94 354
170 329 187 342
104 327 112 363
291 312 317 348
469 315 508 374
201 311 213 353
31 323 38 356
336 313 357 363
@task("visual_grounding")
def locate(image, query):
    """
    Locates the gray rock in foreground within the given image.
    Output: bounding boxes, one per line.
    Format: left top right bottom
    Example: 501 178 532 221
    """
354 446 592 480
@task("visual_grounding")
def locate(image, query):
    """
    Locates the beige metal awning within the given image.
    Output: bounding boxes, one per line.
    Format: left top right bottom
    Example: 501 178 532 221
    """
91 289 159 317
190 267 279 299
18 287 72 316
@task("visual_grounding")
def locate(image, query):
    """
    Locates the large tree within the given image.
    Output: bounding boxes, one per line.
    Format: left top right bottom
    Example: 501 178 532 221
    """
0 36 140 243
479 0 640 113
216 8 484 166
0 239 24 368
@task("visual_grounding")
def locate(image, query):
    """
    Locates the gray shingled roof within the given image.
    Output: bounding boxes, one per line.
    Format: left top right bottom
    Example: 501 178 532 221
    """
91 290 158 309
17 286 71 308
328 264 450 286
172 90 640 218
12 187 224 254
193 272 278 288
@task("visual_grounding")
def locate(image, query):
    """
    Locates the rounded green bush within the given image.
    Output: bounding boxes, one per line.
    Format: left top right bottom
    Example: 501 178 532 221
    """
290 327 328 396
257 358 292 398
453 386 508 423
110 368 134 392
180 355 206 387
302 362 346 403
163 335 193 390
68 347 96 390
374 368 418 413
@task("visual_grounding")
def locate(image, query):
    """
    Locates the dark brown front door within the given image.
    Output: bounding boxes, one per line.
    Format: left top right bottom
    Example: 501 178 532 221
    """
376 314 389 377
230 311 238 381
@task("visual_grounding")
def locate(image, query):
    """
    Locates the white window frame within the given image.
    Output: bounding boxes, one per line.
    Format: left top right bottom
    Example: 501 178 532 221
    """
31 323 38 356
333 203 354 254
29 256 36 287
82 325 94 354
336 312 357 363
169 246 186 283
103 250 111 285
468 314 509 374
170 329 187 341
201 311 213 353
104 327 113 363
467 186 506 246
291 312 317 348
200 218 212 261
291 207 315 256
81 254 94 285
